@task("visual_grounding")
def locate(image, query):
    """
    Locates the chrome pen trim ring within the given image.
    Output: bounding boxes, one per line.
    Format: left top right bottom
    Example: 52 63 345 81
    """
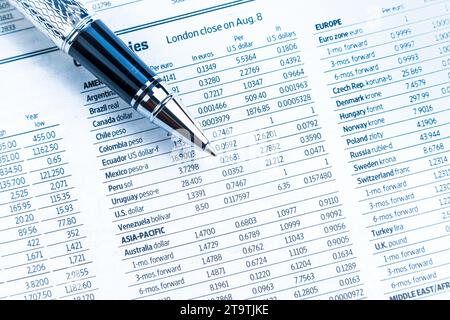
61 16 95 53
135 92 173 122
130 78 161 108
152 93 174 120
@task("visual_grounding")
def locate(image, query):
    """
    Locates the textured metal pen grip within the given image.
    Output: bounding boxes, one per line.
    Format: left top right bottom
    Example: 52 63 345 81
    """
11 0 93 52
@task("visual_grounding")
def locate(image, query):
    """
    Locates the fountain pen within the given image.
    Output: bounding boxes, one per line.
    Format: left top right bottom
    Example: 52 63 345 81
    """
11 0 216 156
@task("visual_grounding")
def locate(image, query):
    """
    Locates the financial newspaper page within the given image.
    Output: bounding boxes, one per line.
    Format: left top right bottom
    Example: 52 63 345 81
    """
0 0 448 299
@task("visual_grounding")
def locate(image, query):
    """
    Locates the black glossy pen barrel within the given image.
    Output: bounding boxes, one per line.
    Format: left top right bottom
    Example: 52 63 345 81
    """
68 20 156 105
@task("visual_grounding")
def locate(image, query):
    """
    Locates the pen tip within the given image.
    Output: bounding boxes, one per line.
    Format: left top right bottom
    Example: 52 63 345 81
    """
204 144 217 157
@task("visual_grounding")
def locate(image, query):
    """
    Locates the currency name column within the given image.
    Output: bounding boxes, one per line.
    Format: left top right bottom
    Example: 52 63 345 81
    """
315 1 450 299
